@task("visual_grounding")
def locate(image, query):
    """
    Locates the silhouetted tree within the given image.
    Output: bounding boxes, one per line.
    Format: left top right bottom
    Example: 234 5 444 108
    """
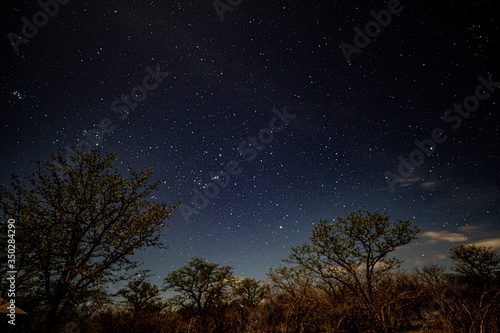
233 278 268 308
0 148 179 332
268 266 324 332
450 244 500 285
287 211 419 332
163 257 234 333
416 263 446 286
117 276 164 317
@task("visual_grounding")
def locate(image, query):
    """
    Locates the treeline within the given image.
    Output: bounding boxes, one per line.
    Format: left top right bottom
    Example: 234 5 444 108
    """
1 149 499 332
22 212 500 332
69 244 500 333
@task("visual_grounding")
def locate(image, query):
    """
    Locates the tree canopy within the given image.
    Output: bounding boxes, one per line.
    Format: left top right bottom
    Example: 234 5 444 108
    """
163 257 234 333
233 278 268 308
287 211 419 306
0 148 179 332
163 257 233 312
117 276 165 315
450 244 500 284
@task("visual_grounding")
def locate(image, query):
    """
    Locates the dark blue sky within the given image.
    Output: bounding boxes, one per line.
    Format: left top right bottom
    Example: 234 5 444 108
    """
1 0 499 286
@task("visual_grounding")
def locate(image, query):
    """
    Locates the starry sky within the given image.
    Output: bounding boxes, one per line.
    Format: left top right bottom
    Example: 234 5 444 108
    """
1 0 499 286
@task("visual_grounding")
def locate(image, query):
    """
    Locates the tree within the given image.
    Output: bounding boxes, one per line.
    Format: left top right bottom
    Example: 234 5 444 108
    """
116 276 166 332
450 244 500 284
163 257 234 333
268 266 315 300
117 276 165 316
286 211 419 331
267 266 323 332
233 278 268 308
416 263 446 286
0 148 179 332
231 278 269 333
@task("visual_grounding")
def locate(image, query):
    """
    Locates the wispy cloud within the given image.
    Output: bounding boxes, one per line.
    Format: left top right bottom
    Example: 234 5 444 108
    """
470 237 500 251
422 230 467 243
431 252 448 260
458 225 482 233
393 178 437 190
420 181 437 190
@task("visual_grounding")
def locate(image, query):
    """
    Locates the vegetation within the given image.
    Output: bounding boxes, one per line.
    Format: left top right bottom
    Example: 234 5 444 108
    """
0 148 179 332
450 244 500 284
85 243 500 333
286 211 419 332
1 150 499 332
162 257 234 333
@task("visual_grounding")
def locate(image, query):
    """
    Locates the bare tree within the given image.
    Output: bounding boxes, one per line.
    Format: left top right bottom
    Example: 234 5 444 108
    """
416 263 446 286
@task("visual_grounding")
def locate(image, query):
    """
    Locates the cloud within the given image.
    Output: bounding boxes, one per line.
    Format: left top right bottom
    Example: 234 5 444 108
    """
469 238 500 251
420 181 437 190
391 177 437 190
392 177 421 188
422 230 467 243
404 258 426 266
431 252 448 260
458 225 482 233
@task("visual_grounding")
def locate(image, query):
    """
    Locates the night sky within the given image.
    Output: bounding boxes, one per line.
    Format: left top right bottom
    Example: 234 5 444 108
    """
1 0 499 287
